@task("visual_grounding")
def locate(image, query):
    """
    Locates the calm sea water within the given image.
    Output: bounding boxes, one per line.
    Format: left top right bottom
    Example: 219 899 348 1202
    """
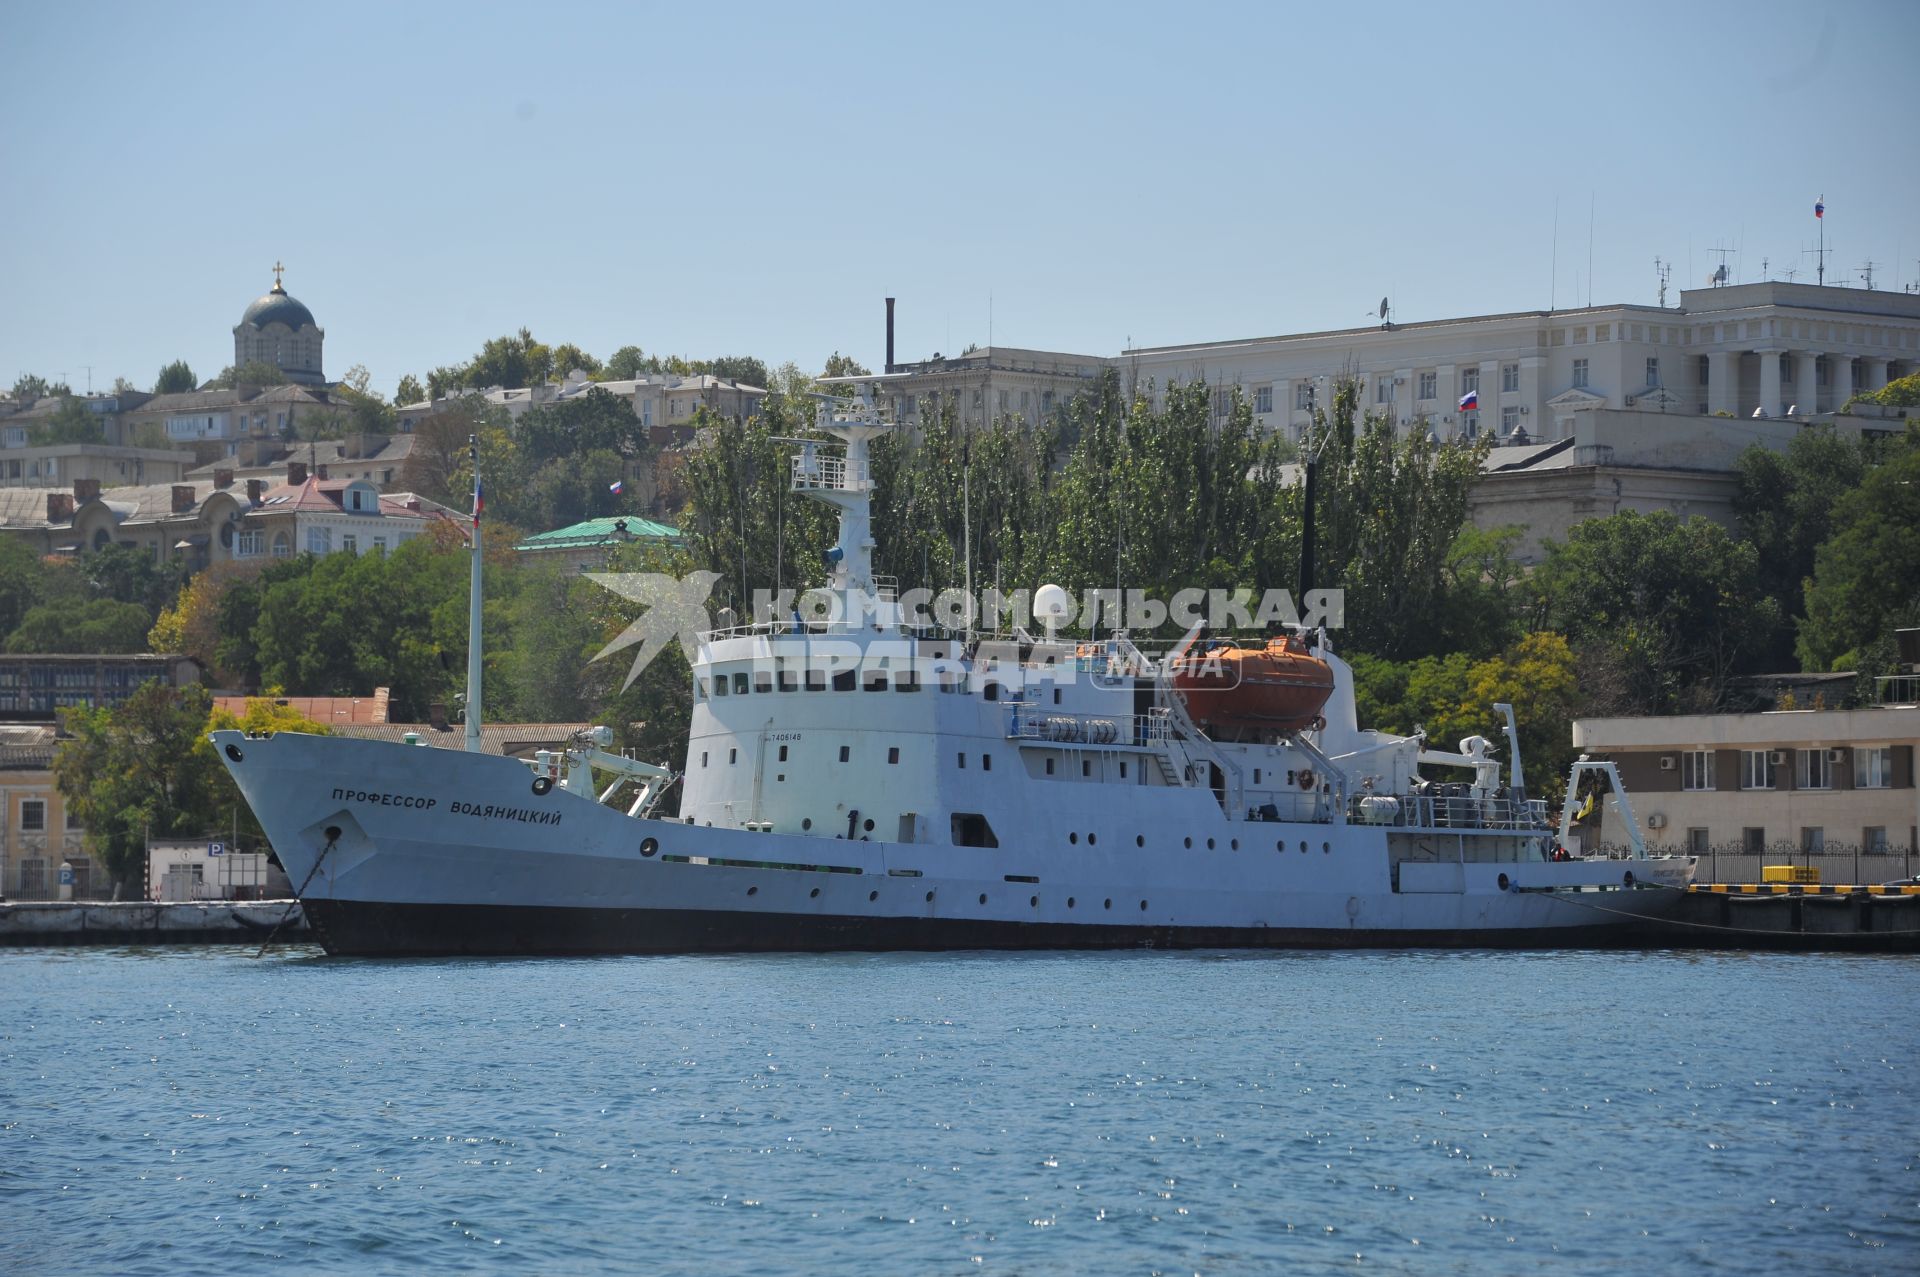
3 947 1915 1276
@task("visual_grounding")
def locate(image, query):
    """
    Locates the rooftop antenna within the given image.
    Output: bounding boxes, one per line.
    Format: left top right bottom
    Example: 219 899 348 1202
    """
1549 196 1559 311
1708 245 1735 287
1859 260 1878 290
1586 190 1595 307
1813 194 1826 284
1783 265 1799 283
1804 240 1832 287
1761 256 1770 281
1654 257 1671 308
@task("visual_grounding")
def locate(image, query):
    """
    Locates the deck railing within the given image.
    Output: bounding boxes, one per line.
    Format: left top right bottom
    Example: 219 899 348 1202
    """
1352 792 1550 833
1005 704 1173 747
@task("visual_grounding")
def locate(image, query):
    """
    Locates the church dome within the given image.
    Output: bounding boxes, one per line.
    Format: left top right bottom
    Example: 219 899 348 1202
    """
240 284 316 331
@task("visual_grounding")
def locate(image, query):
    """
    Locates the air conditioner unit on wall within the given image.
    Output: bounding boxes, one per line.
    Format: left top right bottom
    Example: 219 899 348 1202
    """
1826 748 1846 762
1769 751 1789 765
1647 813 1667 829
1659 756 1677 770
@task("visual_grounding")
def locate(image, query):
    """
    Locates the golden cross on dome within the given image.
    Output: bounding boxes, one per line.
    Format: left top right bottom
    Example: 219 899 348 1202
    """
272 260 285 289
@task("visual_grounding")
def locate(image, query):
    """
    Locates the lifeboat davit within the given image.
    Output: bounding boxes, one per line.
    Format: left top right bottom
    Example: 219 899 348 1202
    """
1169 634 1334 736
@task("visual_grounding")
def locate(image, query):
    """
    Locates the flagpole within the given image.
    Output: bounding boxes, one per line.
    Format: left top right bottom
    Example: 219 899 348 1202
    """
465 433 484 753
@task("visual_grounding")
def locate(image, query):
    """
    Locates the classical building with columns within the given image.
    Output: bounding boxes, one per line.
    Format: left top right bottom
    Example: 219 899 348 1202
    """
1117 282 1918 441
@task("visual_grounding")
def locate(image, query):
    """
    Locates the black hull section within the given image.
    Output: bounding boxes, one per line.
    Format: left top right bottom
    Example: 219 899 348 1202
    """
302 898 1651 957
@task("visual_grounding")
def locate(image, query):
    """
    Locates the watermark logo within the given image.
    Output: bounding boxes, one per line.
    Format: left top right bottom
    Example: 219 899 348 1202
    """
585 570 721 690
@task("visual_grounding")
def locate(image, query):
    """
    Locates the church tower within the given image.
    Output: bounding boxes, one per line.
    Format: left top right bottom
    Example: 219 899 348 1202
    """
233 262 326 385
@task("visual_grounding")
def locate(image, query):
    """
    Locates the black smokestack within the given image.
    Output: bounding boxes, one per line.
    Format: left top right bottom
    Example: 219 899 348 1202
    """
885 297 896 374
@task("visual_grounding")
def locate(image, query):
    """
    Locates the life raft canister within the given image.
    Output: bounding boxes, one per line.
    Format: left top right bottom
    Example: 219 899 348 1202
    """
1298 770 1316 791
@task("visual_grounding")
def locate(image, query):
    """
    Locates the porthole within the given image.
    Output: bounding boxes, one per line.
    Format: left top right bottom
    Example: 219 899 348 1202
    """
1230 838 1238 851
1087 833 1097 846
869 890 879 902
1300 840 1309 853
747 886 758 896
925 890 935 902
639 837 659 857
1069 832 1078 845
1135 835 1144 848
1276 840 1284 852
1068 897 1077 908
863 818 875 832
1183 837 1192 849
1030 895 1038 907
1206 838 1215 850
810 887 821 898
1323 841 1331 854
978 893 988 905
1139 899 1148 911
1103 898 1112 910
802 818 812 831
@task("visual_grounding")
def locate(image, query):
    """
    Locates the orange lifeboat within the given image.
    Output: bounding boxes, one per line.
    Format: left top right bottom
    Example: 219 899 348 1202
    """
1169 634 1334 736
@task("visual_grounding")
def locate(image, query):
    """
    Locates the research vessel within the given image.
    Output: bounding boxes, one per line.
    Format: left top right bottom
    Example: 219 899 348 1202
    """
212 392 1694 955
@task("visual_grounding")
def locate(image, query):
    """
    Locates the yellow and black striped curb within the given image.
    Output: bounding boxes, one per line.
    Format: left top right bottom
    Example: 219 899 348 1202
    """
1689 883 1920 896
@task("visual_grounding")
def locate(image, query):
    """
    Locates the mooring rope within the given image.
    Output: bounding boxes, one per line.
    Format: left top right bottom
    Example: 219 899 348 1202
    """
252 833 338 958
1540 880 1920 939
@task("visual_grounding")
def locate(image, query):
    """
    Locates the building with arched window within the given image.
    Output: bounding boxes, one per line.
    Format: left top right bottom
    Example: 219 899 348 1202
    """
231 263 325 386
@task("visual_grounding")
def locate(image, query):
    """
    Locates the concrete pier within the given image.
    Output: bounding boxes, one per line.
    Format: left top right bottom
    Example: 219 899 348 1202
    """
0 900 308 947
1637 884 1920 952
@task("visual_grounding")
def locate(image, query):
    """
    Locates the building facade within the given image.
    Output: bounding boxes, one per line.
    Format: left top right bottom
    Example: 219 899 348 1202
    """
1118 283 1919 442
0 726 102 900
1572 702 1919 866
232 264 325 386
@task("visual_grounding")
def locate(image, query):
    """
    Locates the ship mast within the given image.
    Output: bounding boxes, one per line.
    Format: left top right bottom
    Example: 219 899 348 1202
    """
465 433 484 752
792 390 895 628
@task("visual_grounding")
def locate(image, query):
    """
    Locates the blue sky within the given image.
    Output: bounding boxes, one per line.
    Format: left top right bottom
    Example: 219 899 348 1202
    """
4 0 1916 401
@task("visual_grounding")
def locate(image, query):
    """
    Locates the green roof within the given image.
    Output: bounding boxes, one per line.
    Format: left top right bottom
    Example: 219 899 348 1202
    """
514 515 681 553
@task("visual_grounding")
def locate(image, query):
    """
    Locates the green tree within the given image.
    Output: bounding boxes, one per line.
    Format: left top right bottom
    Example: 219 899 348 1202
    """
821 351 871 379
706 356 771 389
55 683 223 891
465 328 553 389
517 387 647 465
211 361 289 389
1306 381 1492 660
1797 434 1920 672
1845 370 1920 411
27 397 105 446
1534 510 1780 715
605 346 660 379
80 543 187 620
395 373 426 405
153 360 197 394
6 598 154 653
1732 427 1874 665
0 539 49 637
11 373 69 400
549 343 603 379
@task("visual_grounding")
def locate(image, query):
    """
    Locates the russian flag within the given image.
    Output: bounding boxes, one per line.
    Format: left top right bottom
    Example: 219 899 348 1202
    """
1458 390 1479 412
1814 196 1824 219
472 478 484 528
609 479 623 494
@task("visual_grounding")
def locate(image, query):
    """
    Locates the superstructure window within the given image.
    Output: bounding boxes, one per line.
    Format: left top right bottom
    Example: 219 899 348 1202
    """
732 672 748 695
713 675 728 697
951 813 998 848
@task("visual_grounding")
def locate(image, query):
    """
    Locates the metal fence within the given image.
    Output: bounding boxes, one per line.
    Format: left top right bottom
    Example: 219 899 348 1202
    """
1682 849 1916 885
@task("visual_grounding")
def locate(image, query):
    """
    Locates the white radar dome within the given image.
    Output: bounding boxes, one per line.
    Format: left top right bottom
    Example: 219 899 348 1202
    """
1033 584 1073 629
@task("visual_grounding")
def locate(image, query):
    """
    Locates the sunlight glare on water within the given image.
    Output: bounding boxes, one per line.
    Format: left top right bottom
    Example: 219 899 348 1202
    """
2 948 1915 1275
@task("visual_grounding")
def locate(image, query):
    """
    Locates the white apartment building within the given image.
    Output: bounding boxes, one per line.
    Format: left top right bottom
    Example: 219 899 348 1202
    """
1120 282 1919 442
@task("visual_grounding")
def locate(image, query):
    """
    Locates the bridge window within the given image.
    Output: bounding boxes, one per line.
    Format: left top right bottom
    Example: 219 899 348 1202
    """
732 672 749 695
863 670 888 692
984 683 1001 702
754 670 773 694
888 747 900 764
711 676 727 697
838 745 850 762
832 669 856 692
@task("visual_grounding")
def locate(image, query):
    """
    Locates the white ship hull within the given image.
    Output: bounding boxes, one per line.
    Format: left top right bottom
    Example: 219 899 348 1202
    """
214 731 1691 957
